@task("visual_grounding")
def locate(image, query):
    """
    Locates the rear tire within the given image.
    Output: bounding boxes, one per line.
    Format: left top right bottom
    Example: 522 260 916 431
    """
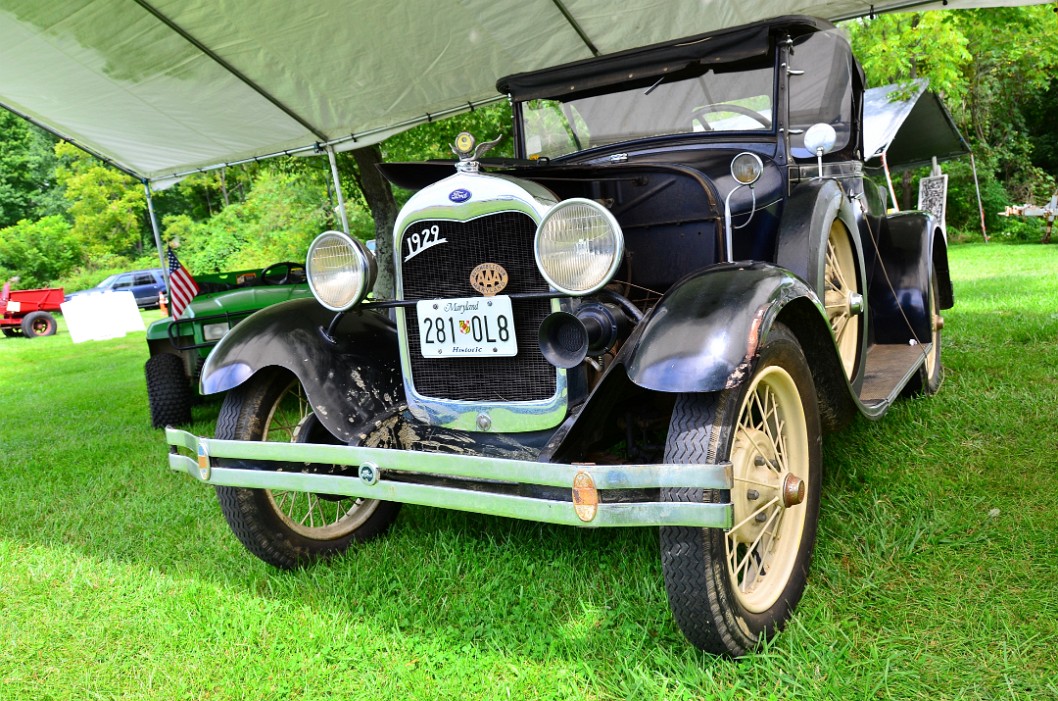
145 353 193 427
2 327 20 338
661 323 822 656
214 369 401 569
21 311 57 337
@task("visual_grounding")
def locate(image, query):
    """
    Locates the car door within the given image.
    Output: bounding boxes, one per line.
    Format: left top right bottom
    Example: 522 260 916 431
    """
128 271 163 306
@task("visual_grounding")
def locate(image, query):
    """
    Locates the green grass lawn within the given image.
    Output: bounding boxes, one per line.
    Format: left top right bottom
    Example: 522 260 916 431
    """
1 243 1056 700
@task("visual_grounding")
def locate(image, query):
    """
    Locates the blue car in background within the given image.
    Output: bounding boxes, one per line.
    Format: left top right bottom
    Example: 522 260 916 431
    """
64 268 167 308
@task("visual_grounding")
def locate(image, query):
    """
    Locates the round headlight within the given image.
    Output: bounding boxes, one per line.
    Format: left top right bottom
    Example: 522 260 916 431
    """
306 231 376 311
731 152 764 185
534 198 624 296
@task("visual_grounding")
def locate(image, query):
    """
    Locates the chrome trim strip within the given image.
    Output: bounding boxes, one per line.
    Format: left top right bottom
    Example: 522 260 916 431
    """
167 429 734 529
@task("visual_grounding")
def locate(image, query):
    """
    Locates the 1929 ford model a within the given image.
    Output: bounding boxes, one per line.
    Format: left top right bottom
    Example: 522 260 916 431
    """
166 16 950 656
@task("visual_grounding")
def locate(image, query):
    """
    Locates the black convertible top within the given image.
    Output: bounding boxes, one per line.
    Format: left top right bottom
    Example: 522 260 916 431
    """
497 15 835 102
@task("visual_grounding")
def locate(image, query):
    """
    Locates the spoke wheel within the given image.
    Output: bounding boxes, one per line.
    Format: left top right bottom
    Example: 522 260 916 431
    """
823 220 861 379
215 369 400 568
726 365 810 612
661 323 821 656
261 381 380 540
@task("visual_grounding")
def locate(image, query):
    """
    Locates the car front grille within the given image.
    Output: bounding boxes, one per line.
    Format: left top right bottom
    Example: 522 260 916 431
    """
400 211 556 403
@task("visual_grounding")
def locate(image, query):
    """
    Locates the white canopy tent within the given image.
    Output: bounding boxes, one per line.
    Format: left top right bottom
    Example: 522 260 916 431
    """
0 0 1047 186
0 0 1043 277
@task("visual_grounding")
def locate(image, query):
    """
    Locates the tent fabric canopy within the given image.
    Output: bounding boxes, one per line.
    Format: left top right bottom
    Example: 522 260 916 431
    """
863 79 970 170
0 0 1044 185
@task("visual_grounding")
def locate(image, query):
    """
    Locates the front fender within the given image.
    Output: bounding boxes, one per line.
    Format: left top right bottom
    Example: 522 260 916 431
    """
625 262 823 393
200 298 402 442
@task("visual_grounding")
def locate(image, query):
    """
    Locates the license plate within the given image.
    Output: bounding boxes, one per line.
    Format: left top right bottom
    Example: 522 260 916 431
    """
416 296 518 358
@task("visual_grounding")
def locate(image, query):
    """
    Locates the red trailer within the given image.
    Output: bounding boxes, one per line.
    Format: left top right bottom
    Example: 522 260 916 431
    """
0 287 63 338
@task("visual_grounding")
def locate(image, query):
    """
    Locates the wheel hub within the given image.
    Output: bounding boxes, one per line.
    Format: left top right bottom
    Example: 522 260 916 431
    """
731 427 806 540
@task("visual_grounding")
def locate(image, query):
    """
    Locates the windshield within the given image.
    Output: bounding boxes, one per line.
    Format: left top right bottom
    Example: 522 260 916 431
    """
520 65 774 160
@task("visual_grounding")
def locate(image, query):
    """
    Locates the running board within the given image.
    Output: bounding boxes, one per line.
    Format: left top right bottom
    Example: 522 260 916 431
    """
857 343 930 414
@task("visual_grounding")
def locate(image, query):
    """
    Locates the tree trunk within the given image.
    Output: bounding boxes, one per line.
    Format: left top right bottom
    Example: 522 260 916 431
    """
350 145 398 299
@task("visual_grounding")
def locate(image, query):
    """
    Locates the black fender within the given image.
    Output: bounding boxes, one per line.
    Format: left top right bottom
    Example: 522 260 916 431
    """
871 211 953 345
775 178 868 389
625 262 832 393
200 298 403 443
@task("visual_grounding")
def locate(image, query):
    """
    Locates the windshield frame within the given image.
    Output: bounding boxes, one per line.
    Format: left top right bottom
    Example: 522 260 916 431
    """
515 55 780 162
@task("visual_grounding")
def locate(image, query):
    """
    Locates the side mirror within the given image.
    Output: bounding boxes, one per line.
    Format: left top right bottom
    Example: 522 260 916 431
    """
804 123 837 178
804 123 837 155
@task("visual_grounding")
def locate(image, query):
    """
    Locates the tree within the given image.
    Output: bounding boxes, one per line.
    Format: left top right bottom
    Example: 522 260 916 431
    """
53 141 145 263
0 111 61 229
847 7 1058 225
0 215 79 287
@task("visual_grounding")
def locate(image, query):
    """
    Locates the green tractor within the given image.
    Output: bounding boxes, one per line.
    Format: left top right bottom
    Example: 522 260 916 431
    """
144 262 315 427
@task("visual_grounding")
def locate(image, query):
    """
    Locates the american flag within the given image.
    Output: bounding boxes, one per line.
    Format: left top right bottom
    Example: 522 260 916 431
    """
166 247 199 317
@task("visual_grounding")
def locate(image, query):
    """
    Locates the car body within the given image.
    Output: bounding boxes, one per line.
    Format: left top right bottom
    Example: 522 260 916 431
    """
65 268 166 308
166 16 951 656
144 262 314 427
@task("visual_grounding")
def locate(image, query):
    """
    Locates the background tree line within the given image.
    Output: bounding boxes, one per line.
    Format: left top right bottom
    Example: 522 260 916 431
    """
1 6 1056 293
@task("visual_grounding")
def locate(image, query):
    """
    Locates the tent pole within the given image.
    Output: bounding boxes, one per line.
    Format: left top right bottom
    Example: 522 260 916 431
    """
326 145 350 234
970 152 989 242
144 180 171 314
882 152 899 212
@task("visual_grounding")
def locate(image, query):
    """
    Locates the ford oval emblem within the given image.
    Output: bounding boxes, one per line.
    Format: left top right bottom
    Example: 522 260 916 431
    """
448 189 472 203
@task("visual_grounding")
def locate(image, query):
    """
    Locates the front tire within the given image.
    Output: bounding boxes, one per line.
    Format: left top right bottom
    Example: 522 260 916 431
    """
661 323 822 656
214 369 401 569
145 353 193 427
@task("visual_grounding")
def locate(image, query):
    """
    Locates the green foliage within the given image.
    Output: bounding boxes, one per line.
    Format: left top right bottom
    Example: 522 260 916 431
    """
846 12 972 102
848 7 1058 240
0 215 79 287
169 166 335 274
53 141 145 260
0 111 61 229
382 103 515 164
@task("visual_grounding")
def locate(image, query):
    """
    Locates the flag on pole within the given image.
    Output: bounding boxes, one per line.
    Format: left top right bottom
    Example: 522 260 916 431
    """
166 247 199 317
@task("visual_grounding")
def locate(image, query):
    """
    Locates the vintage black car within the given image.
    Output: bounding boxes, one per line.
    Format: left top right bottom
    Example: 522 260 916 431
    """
167 16 949 656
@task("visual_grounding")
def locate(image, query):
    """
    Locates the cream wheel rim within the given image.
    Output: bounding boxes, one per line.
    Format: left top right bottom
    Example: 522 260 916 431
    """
726 365 810 613
263 381 380 539
823 220 860 379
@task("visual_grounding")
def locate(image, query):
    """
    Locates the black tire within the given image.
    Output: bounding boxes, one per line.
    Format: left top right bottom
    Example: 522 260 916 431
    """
660 323 822 657
145 353 193 428
2 327 20 337
214 369 401 569
905 273 943 396
21 311 57 338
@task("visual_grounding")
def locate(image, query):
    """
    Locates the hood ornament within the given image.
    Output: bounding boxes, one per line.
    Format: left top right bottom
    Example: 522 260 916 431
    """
452 132 502 173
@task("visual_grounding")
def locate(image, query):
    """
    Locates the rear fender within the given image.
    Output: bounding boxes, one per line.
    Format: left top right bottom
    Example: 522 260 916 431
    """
625 262 824 393
872 212 952 344
200 298 403 443
775 178 868 389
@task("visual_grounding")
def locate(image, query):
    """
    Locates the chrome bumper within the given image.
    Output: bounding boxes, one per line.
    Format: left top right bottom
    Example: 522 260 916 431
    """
166 428 733 529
